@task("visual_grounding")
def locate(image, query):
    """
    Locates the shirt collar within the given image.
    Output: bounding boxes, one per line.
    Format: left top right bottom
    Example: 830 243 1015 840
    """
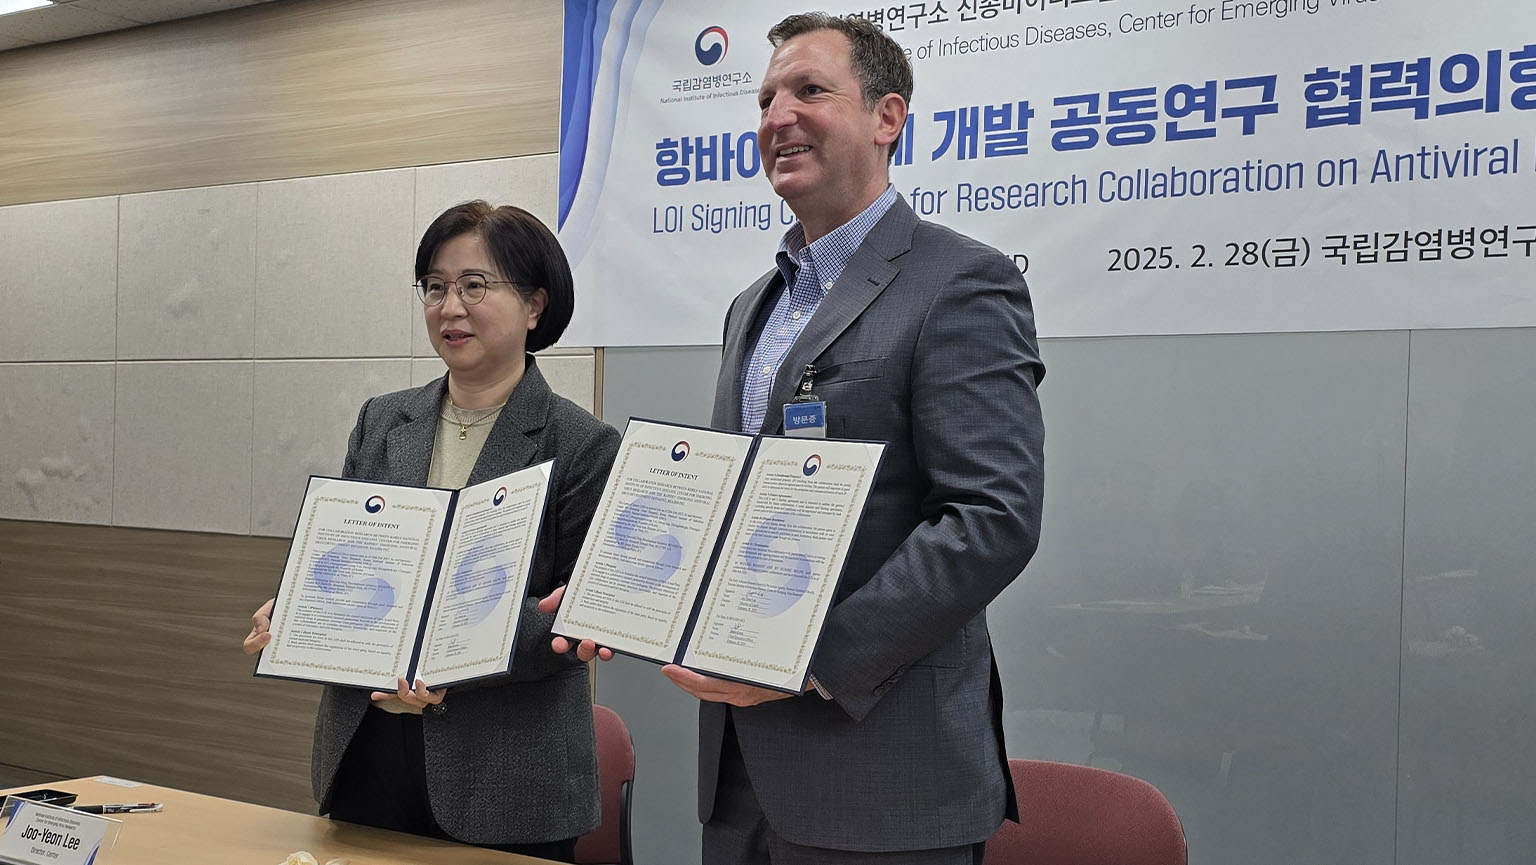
774 185 898 294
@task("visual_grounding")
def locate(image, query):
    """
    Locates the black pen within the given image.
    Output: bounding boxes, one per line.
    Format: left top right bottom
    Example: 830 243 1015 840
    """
71 803 162 814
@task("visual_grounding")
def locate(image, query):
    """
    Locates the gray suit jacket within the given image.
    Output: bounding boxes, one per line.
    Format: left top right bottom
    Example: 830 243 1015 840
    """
310 357 621 846
703 197 1045 851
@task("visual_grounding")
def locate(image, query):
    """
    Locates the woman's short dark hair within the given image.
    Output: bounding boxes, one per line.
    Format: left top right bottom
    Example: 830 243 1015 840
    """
767 12 913 161
414 201 574 353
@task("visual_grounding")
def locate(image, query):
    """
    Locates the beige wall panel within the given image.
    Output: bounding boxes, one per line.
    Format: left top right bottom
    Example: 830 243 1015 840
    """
254 168 416 359
251 358 412 537
0 3 143 42
407 351 596 413
118 183 259 360
410 307 436 361
409 155 560 359
410 356 448 388
413 154 560 237
536 351 598 415
0 520 316 812
113 360 254 533
0 197 118 362
0 364 115 525
0 0 561 206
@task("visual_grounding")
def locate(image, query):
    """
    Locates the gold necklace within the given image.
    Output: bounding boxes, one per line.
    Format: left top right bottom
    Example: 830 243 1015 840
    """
440 401 504 440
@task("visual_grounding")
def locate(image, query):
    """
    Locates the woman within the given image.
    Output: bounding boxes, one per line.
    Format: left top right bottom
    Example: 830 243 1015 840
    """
243 201 619 861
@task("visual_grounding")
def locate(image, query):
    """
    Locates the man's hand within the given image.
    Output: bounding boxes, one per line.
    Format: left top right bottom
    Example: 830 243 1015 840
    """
538 585 614 661
370 677 446 709
662 665 797 707
243 598 275 654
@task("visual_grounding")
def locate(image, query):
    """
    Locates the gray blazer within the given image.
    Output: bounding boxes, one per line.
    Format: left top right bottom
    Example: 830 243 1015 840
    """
310 357 621 846
704 197 1045 851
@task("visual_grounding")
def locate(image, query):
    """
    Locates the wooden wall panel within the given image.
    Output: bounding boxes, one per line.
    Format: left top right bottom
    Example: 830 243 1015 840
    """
0 763 66 790
0 0 560 206
0 520 318 812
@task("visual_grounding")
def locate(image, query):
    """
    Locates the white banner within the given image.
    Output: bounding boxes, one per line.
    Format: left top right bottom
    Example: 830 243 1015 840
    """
558 0 1536 344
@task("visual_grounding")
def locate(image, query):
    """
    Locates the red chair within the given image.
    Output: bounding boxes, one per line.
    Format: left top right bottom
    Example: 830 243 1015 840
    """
984 760 1187 865
574 704 636 865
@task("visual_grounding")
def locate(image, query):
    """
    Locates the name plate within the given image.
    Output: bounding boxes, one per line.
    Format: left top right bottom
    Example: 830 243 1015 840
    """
0 798 119 865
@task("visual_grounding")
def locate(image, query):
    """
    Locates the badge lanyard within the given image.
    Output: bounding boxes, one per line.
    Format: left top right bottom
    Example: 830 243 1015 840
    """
783 364 828 439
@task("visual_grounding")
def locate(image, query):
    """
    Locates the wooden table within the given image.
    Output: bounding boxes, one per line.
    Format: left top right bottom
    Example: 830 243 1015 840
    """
0 777 556 865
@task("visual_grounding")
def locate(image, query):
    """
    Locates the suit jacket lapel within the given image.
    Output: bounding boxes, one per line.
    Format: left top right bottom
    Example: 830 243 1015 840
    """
384 377 445 485
758 199 918 434
384 360 548 487
467 358 547 484
716 269 785 431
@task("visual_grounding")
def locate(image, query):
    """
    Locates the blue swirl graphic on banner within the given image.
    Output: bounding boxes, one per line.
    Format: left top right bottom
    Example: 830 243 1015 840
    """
694 25 728 65
559 0 603 229
309 542 395 630
560 0 664 230
740 511 813 617
611 494 683 591
447 541 509 627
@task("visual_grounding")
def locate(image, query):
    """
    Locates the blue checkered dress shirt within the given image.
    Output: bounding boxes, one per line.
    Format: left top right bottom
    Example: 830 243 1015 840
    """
739 186 898 432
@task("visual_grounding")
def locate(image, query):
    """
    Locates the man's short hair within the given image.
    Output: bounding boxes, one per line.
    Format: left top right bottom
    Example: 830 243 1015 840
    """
768 12 913 162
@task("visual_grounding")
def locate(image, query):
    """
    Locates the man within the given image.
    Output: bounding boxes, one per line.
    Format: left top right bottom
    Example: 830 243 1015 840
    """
548 11 1044 862
670 12 1046 864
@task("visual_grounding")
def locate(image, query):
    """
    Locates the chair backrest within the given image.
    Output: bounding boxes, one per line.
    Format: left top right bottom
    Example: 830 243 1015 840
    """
574 704 636 865
984 759 1187 865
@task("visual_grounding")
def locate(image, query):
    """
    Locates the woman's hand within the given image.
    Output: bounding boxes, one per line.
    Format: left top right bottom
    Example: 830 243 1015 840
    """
371 678 446 709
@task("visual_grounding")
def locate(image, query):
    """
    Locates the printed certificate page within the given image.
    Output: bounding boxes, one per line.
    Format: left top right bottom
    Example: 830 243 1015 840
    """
554 420 753 661
257 477 452 689
414 462 553 687
681 437 884 691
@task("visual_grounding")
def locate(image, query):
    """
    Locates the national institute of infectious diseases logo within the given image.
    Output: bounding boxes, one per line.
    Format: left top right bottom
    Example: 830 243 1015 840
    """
695 26 727 65
493 487 508 507
803 454 822 477
672 441 691 462
364 495 386 513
